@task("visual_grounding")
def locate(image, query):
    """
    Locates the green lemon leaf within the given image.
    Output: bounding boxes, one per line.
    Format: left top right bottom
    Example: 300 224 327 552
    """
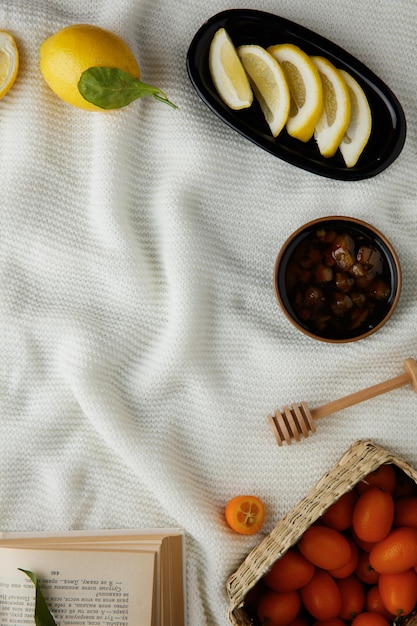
78 67 177 110
18 569 58 626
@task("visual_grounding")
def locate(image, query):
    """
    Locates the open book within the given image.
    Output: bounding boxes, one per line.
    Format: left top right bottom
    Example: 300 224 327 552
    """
0 528 185 626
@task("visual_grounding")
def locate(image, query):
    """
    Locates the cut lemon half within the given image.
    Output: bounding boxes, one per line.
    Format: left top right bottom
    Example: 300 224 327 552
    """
311 56 351 158
237 44 290 137
209 28 253 110
0 30 19 99
268 43 322 142
338 69 372 167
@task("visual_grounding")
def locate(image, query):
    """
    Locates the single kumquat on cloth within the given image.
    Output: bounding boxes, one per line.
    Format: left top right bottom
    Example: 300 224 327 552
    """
241 462 417 626
224 495 265 535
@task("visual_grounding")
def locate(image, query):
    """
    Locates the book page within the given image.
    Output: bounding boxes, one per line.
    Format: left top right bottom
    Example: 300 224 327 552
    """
0 528 184 544
0 547 155 626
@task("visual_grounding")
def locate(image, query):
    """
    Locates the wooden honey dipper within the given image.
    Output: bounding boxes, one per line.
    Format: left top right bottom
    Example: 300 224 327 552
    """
268 357 417 446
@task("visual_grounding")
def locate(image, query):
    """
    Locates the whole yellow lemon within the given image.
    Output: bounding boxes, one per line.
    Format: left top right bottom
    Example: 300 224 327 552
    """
39 24 141 111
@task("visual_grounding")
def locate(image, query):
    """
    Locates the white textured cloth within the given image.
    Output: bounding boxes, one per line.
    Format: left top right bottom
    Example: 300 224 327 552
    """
1 0 417 624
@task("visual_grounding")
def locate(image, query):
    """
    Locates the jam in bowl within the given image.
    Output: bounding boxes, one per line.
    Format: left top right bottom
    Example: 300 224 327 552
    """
274 217 401 342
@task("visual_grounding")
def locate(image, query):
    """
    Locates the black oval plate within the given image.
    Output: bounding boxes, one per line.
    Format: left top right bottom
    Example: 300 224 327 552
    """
186 9 406 181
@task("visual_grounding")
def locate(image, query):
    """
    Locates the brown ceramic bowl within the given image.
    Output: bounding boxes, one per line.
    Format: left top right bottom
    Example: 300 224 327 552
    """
274 216 402 343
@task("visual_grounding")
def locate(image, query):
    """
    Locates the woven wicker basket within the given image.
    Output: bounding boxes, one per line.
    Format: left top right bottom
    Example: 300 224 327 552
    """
226 439 417 626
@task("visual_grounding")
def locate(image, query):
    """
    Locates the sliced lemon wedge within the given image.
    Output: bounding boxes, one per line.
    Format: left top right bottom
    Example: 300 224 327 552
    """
338 69 372 167
311 56 351 158
268 43 323 142
208 28 253 110
0 30 19 100
237 44 290 137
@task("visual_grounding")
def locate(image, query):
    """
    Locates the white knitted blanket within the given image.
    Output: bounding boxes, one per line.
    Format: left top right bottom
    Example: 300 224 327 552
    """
1 1 416 624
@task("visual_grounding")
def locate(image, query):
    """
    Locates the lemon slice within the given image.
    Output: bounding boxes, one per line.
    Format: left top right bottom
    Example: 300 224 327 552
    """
268 43 323 142
338 69 372 167
0 30 19 99
208 28 253 110
311 56 351 158
237 44 290 137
